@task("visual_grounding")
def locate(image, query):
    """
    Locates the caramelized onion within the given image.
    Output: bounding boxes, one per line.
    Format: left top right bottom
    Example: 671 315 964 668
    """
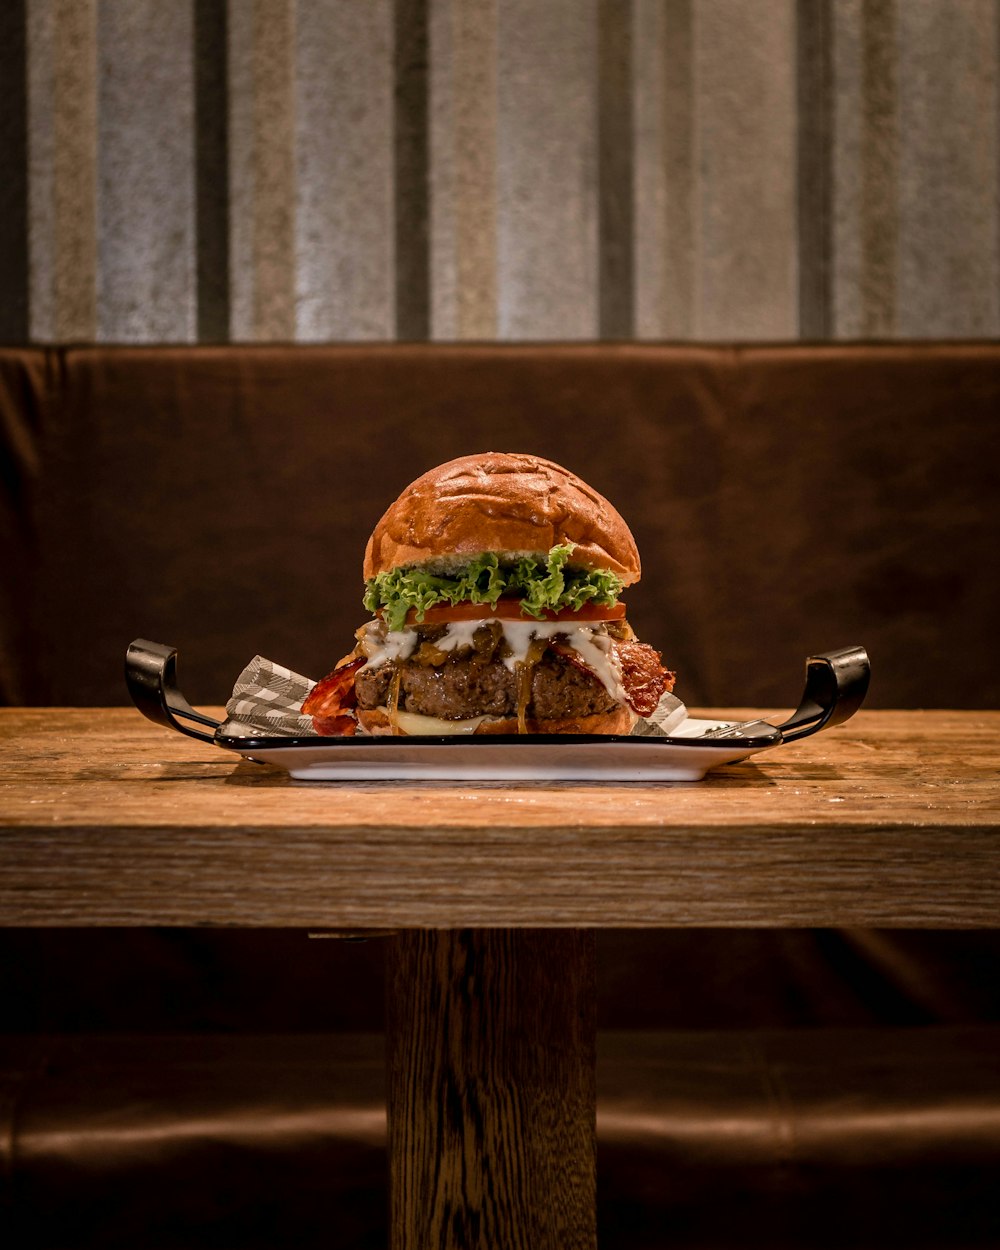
387 668 402 735
515 636 549 734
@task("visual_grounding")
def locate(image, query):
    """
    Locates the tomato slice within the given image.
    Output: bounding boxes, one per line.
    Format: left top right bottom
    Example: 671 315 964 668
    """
402 600 626 625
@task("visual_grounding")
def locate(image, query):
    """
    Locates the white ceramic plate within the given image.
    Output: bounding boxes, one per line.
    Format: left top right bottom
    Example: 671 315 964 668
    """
216 714 782 782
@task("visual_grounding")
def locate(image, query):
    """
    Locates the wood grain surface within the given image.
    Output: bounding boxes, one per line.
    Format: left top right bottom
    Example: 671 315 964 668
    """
1 708 998 927
387 929 596 1250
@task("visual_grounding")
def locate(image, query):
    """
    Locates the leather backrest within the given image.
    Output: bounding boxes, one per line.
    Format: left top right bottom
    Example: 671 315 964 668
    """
3 343 998 707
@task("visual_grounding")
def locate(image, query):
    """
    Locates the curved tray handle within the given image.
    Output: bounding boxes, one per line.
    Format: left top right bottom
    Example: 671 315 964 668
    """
125 640 220 743
776 645 870 742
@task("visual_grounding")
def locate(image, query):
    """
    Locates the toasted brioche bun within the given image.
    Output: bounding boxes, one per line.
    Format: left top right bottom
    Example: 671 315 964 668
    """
357 704 635 737
363 452 640 585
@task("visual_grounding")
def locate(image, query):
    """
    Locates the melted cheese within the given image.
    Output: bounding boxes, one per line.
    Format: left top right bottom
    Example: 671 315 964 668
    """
367 708 488 736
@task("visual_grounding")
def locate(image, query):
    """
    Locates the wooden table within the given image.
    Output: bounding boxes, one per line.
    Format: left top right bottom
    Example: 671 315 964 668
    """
2 707 999 1249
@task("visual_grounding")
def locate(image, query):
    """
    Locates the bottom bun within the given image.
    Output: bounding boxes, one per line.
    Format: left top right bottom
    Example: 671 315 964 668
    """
357 705 635 737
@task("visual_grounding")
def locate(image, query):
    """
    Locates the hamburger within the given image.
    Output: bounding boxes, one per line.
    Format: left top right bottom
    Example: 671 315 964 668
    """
302 452 675 736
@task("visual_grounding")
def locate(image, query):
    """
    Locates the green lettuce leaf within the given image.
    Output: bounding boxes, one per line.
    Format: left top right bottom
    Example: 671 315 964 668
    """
364 544 625 631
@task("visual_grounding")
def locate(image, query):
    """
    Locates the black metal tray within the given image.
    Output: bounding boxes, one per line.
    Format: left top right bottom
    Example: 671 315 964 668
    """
125 641 870 782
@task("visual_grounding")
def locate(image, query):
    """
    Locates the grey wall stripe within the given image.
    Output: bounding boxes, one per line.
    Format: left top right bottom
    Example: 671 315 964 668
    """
830 0 863 339
0 0 29 342
98 0 195 342
496 0 598 339
26 0 54 342
394 0 430 341
896 0 999 337
29 0 98 342
429 0 497 340
295 1 393 340
54 0 98 340
860 0 897 337
449 0 497 340
251 0 296 340
227 0 255 339
633 0 665 339
634 0 695 340
230 0 296 341
598 0 634 340
796 0 833 340
660 0 694 339
695 1 798 339
194 0 229 342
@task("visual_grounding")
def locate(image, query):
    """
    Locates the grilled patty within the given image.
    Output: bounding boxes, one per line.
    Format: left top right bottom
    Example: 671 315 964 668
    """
354 650 618 721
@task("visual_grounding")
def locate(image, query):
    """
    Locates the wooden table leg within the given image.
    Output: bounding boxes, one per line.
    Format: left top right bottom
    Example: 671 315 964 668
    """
387 928 596 1250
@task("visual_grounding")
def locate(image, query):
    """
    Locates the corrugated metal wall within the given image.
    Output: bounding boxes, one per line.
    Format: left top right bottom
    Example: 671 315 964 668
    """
2 0 998 344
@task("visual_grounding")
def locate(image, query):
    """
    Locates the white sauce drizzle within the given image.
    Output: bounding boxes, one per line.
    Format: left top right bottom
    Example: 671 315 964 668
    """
360 627 418 669
430 620 481 653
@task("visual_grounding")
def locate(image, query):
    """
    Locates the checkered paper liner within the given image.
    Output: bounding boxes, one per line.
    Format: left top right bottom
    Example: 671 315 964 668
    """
219 655 688 739
220 656 318 738
629 692 688 737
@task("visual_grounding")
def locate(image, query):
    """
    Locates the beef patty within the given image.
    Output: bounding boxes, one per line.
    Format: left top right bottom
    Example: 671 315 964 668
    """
354 651 618 721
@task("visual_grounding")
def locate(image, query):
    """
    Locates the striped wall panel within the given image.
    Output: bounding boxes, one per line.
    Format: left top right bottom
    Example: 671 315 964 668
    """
430 0 497 339
25 0 99 342
2 0 999 344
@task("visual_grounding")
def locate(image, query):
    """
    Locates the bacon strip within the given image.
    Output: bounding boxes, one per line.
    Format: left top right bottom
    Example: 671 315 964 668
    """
551 641 603 682
311 714 358 738
302 656 365 735
612 640 675 717
551 638 675 718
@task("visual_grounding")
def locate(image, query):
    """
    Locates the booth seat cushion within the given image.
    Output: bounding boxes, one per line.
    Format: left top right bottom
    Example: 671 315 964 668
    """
3 1028 999 1250
0 1034 386 1250
597 1028 1000 1249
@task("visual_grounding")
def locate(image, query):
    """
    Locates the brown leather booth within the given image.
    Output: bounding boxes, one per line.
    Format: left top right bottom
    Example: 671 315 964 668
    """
3 342 998 709
2 344 999 1247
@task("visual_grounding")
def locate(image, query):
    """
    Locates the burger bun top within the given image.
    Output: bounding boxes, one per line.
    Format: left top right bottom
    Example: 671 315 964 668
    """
363 452 640 584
